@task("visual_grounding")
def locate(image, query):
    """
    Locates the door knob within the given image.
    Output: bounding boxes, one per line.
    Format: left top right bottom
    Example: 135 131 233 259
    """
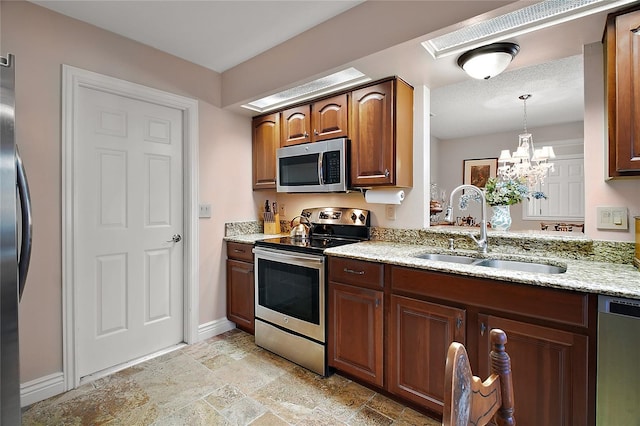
167 234 182 243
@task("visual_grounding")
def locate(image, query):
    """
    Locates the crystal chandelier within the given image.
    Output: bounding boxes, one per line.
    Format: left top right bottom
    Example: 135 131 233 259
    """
497 94 555 187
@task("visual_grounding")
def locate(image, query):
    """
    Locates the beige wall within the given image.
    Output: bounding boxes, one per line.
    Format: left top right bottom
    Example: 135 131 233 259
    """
221 0 514 107
2 0 255 382
584 42 639 241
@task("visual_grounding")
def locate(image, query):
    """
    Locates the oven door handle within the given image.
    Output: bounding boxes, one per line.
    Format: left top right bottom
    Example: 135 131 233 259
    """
253 247 325 264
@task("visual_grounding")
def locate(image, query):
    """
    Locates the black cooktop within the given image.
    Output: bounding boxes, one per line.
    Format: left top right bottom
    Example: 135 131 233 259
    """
255 236 361 255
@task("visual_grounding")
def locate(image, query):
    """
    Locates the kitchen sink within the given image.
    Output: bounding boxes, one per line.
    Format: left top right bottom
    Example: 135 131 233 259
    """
473 258 566 274
414 253 477 264
414 252 567 274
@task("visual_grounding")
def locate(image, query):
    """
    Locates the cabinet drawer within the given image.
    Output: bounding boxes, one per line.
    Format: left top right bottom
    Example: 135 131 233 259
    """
226 242 254 262
329 257 383 290
391 266 589 328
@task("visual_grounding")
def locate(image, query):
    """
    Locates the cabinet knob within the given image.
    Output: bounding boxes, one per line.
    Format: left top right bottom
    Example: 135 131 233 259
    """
303 131 309 138
456 317 463 330
384 168 390 178
314 129 319 136
480 322 487 336
631 25 640 34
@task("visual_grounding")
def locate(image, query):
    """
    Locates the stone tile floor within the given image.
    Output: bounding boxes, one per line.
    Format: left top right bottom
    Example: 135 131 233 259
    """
22 329 441 425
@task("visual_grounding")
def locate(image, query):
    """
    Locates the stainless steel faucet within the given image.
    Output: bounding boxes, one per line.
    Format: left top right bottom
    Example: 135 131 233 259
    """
444 184 488 254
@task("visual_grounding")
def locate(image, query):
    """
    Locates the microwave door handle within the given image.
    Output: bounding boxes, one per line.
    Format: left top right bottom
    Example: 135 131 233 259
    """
318 152 324 185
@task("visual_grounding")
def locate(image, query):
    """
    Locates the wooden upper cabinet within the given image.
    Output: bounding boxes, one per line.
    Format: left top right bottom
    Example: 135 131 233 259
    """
312 94 348 141
606 7 640 176
252 113 279 190
281 105 311 146
350 78 413 187
281 94 348 146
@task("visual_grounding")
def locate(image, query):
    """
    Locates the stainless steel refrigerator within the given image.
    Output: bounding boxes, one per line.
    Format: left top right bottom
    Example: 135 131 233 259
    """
1 53 33 424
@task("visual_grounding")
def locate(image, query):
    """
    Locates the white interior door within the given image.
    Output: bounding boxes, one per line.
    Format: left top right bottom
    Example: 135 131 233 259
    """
75 86 184 378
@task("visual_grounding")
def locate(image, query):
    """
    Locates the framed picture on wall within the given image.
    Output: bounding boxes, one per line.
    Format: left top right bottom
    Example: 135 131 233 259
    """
463 158 497 188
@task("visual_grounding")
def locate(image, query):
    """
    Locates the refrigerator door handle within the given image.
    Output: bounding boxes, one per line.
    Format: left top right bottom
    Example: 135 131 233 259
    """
16 148 32 300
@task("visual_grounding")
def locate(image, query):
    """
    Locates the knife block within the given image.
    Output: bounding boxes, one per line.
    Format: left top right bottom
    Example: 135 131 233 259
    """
263 212 281 235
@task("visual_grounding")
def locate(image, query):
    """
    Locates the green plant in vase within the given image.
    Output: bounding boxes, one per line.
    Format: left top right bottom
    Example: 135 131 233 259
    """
460 177 546 231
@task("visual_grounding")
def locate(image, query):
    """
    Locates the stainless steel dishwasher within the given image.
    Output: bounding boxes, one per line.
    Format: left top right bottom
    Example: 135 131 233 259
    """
597 295 640 425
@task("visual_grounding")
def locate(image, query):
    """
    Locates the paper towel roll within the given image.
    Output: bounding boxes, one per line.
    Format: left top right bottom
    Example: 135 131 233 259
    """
365 189 405 204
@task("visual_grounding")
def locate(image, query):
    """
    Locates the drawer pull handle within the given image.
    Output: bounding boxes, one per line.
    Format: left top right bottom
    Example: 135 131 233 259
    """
234 249 246 253
480 322 487 336
456 317 463 330
344 267 365 275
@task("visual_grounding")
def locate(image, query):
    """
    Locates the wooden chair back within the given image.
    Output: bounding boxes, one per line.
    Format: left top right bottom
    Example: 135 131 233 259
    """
443 329 515 426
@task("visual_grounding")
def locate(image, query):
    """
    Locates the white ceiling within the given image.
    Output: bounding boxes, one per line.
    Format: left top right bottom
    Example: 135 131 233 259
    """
31 0 364 73
29 1 630 140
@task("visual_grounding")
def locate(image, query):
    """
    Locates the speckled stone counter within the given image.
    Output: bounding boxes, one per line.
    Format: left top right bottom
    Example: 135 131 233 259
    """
325 240 640 299
223 221 639 299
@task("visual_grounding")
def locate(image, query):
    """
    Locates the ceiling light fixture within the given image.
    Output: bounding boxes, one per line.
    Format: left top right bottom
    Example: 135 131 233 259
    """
242 68 369 113
498 94 555 187
457 42 519 80
423 0 636 59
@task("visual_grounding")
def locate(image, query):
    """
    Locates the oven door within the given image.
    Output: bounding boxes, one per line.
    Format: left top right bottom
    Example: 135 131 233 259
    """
253 247 325 342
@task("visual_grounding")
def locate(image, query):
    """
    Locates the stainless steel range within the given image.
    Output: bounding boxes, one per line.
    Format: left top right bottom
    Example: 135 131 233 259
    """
253 207 370 376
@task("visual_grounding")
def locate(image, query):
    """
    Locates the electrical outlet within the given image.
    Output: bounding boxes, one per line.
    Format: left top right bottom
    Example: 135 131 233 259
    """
279 204 286 218
385 204 396 220
199 203 212 218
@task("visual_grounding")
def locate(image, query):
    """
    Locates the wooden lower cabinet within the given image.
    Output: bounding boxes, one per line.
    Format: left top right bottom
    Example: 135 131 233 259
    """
327 261 595 424
478 314 589 426
226 242 255 334
328 282 384 387
388 295 465 412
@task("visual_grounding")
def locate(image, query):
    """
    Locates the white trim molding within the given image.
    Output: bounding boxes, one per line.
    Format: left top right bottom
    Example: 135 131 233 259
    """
21 372 65 407
61 65 199 391
198 318 237 342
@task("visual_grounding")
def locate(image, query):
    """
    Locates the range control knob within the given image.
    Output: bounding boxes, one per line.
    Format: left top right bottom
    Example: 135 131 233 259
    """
351 212 357 222
359 214 366 222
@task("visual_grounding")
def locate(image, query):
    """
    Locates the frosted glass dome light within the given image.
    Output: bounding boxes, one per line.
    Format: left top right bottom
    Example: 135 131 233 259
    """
457 42 520 80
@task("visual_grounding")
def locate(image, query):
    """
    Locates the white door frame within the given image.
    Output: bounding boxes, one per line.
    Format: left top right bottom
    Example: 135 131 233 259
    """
61 65 199 390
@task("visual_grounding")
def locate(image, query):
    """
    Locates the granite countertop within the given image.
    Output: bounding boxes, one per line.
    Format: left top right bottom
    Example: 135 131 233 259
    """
224 233 284 244
325 241 640 299
223 221 639 299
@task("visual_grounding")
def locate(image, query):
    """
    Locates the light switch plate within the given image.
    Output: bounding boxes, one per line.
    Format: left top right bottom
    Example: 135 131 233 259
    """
596 206 628 230
199 203 212 218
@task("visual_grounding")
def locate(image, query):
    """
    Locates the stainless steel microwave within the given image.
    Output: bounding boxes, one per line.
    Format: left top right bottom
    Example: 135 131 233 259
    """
276 137 349 193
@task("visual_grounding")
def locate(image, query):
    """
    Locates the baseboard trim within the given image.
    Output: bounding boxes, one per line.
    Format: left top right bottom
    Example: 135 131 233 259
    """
21 372 65 408
198 317 236 341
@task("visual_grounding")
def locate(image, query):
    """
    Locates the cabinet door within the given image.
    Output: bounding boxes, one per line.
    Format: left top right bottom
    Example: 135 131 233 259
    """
478 314 589 426
312 94 348 142
226 259 255 334
328 282 383 387
388 295 465 412
281 104 311 146
252 113 279 190
350 81 394 186
607 9 640 175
